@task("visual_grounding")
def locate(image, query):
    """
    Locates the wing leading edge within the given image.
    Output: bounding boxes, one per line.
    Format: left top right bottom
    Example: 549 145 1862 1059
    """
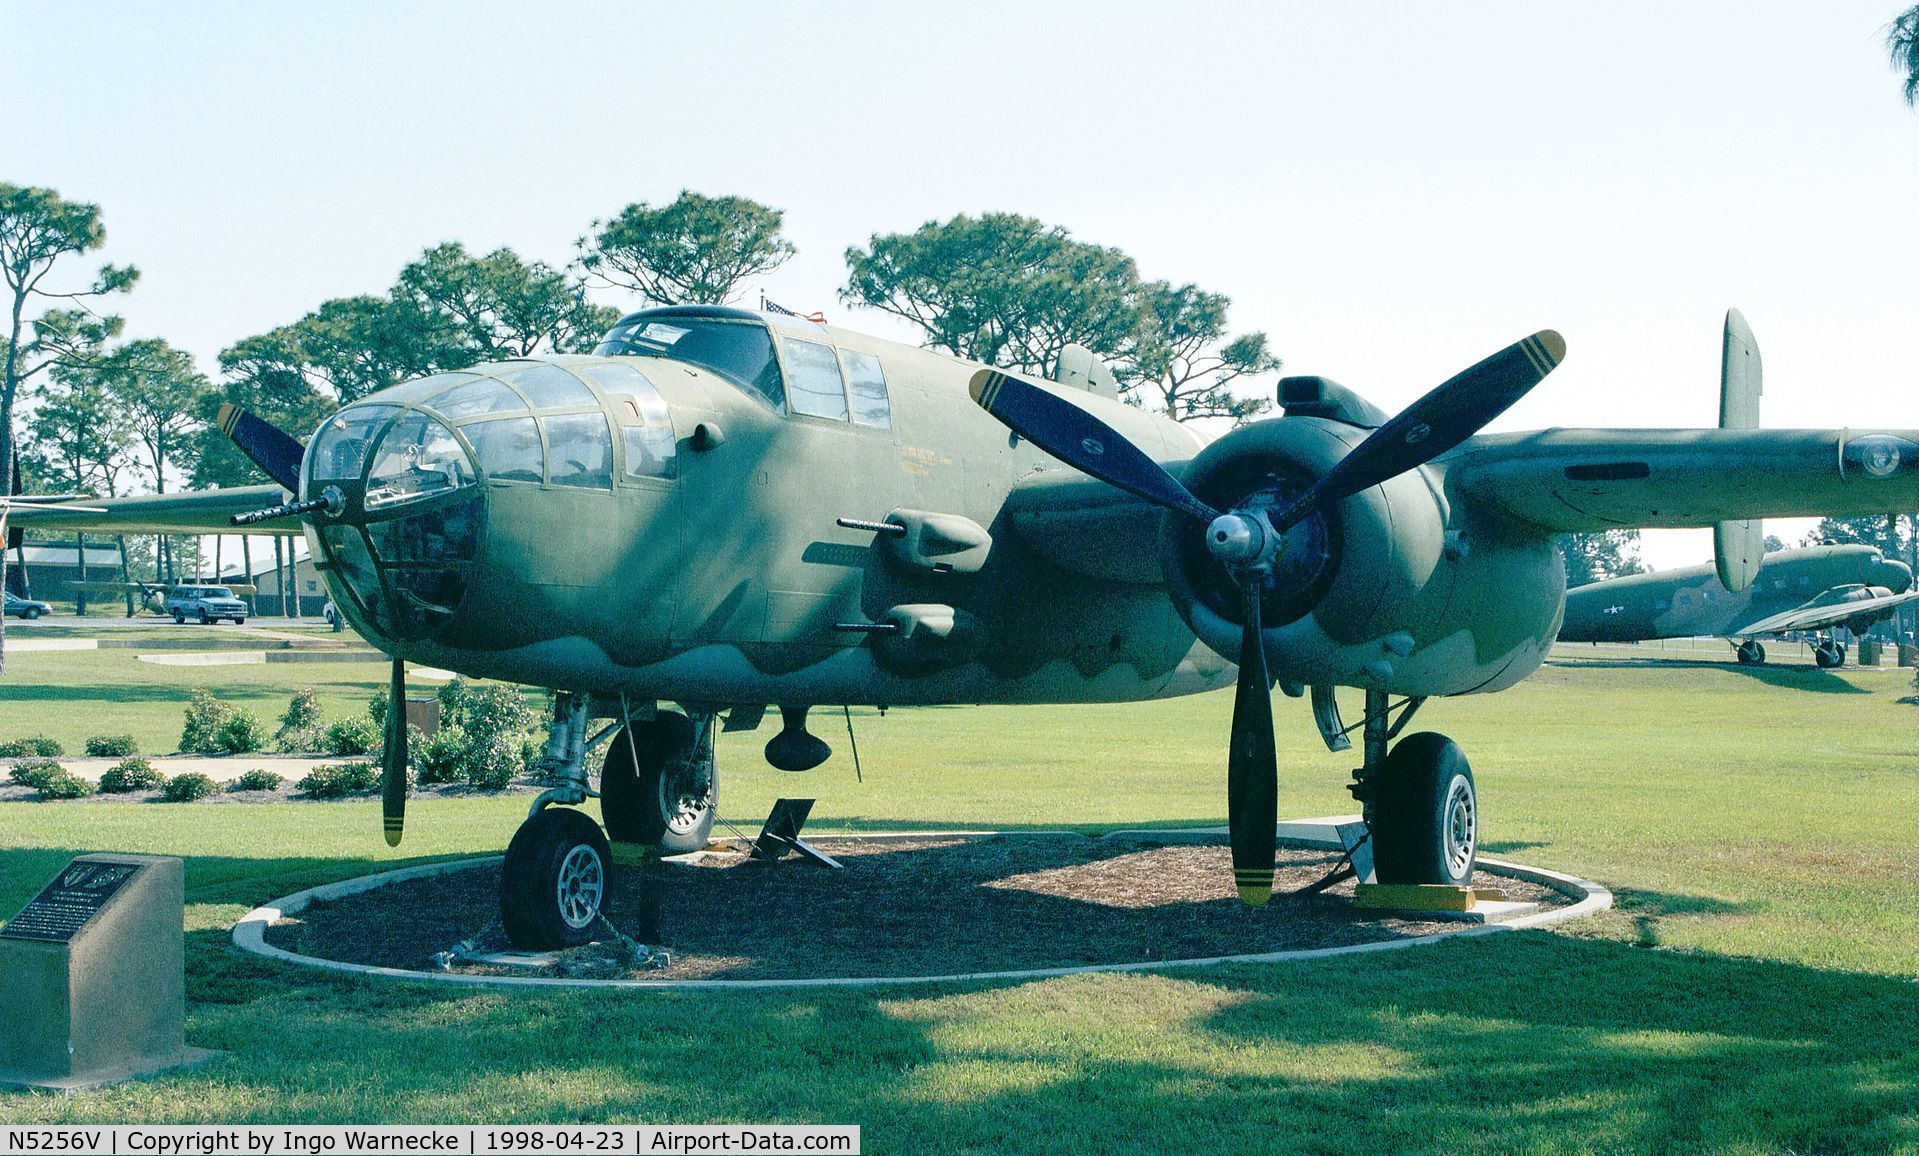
3 486 291 537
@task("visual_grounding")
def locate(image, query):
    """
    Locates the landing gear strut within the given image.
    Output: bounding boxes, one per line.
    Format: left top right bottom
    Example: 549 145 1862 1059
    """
1734 639 1767 665
1333 688 1478 887
1813 637 1847 668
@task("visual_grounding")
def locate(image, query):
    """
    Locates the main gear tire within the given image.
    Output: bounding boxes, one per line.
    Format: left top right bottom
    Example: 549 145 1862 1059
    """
601 712 715 853
1371 732 1477 887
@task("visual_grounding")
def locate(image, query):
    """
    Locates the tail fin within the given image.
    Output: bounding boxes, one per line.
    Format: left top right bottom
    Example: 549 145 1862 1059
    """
1714 308 1765 591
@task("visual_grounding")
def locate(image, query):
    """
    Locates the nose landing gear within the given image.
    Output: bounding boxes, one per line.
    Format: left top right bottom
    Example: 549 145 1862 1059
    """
1330 689 1479 888
499 696 718 949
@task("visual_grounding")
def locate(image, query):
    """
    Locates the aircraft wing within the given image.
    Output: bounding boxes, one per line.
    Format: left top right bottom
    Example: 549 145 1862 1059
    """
1448 429 1919 532
4 487 293 536
1734 589 1919 638
1001 469 1167 585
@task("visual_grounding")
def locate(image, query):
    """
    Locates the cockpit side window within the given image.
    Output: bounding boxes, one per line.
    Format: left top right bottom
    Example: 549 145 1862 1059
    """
840 349 892 429
780 337 848 421
596 316 784 411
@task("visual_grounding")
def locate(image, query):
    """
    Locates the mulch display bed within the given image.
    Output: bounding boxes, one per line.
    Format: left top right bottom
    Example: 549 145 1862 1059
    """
265 834 1568 982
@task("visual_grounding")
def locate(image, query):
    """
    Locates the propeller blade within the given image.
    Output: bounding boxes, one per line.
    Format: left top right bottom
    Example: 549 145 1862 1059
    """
215 404 306 493
1227 577 1278 906
1273 331 1565 531
969 369 1219 525
382 657 407 847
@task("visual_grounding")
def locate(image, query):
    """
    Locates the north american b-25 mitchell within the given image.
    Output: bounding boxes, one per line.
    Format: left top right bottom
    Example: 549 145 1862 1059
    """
1561 543 1917 667
18 303 1919 946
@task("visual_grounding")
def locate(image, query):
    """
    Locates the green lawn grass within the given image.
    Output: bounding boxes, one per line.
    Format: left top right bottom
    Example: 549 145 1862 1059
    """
2 649 1918 1150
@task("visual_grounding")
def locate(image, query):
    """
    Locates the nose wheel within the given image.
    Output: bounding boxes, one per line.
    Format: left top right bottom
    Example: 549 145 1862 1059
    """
500 807 611 949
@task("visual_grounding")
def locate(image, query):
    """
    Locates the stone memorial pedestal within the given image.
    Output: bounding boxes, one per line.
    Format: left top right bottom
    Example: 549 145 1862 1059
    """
0 854 217 1092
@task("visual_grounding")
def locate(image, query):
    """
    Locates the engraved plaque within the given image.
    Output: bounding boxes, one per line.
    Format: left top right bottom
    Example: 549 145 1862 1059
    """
0 861 141 943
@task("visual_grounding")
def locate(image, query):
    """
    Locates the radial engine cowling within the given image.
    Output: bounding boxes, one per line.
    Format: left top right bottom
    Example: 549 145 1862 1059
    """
1159 415 1449 690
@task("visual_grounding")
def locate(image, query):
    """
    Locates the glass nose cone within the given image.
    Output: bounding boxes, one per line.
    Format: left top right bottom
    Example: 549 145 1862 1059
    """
307 405 485 641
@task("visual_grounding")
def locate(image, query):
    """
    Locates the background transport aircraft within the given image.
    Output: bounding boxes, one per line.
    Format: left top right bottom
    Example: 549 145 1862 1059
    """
1560 544 1918 666
17 304 1919 948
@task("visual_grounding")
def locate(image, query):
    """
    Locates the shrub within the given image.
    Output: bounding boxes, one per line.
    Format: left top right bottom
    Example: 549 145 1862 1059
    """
464 737 525 790
99 757 165 793
84 734 139 757
36 766 95 800
180 689 235 753
323 715 380 757
367 687 391 729
436 677 474 727
9 758 67 790
0 736 64 758
415 725 468 785
228 768 285 793
161 772 217 802
276 689 325 752
214 709 269 754
298 761 380 798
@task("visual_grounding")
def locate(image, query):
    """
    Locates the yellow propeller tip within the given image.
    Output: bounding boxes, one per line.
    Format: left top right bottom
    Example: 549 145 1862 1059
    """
1536 330 1567 365
1236 884 1272 907
383 824 403 847
966 369 996 405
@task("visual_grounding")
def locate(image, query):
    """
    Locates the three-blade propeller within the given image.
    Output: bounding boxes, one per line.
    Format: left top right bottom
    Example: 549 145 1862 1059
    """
968 329 1563 904
216 403 412 846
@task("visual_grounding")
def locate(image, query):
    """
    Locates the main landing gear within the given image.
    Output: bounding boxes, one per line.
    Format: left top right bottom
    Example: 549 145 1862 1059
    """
1812 637 1847 668
498 694 718 949
1317 687 1478 887
1734 639 1767 666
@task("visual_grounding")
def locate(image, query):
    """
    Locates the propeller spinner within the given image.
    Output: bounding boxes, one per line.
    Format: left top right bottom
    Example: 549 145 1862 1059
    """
968 330 1563 904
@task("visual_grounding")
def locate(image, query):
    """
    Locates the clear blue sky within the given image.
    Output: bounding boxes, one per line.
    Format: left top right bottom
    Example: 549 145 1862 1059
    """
8 1 1917 566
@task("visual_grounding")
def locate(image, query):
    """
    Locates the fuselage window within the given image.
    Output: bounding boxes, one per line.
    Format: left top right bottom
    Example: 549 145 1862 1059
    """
780 337 849 421
840 349 891 429
597 316 784 411
462 416 544 483
577 363 679 482
542 412 614 490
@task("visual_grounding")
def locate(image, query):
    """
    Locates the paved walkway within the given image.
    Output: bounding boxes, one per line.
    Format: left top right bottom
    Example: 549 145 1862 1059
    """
58 755 346 783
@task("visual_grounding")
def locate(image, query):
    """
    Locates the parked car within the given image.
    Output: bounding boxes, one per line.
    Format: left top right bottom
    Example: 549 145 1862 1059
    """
164 585 248 625
4 592 51 619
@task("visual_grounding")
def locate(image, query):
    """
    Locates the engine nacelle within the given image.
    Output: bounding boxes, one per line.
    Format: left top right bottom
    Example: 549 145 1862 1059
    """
1160 414 1563 697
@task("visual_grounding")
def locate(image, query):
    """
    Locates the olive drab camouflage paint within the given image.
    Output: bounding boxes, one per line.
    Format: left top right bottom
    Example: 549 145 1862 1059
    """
21 305 1919 712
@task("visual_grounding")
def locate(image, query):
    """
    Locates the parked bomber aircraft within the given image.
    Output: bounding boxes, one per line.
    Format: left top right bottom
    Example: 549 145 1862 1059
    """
17 305 1919 947
1561 543 1918 666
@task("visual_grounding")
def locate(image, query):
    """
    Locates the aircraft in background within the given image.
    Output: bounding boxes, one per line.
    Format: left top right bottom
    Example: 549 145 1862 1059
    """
1560 544 1917 667
17 304 1919 949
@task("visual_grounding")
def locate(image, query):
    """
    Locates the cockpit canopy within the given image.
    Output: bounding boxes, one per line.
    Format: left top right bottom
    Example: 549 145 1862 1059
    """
594 305 892 429
596 307 786 411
